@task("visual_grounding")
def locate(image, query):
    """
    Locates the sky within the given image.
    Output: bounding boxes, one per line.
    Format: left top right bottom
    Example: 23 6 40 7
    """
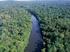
0 0 69 1
0 0 33 1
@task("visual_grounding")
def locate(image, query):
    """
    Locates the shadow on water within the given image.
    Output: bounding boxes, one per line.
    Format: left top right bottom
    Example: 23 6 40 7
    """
25 10 43 52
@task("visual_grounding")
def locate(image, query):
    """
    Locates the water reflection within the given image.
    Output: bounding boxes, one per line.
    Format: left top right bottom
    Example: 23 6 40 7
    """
25 15 43 52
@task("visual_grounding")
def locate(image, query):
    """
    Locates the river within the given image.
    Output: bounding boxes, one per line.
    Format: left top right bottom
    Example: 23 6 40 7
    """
25 15 43 52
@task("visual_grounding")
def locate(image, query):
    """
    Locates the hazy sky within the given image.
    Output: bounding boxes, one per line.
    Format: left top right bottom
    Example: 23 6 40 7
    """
0 0 33 1
0 0 69 1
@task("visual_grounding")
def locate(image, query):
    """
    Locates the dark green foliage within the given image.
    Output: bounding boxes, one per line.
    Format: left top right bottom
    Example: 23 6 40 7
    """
27 3 70 52
0 5 31 52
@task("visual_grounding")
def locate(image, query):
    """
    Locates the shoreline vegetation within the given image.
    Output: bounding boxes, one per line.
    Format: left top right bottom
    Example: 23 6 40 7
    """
0 4 32 52
0 1 70 52
25 2 70 52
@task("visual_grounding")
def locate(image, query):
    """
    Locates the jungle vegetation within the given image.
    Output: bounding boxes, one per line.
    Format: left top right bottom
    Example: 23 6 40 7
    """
0 1 70 52
24 1 70 52
0 2 32 52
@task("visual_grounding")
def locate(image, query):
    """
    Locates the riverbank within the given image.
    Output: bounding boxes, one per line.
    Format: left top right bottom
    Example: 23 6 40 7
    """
25 13 43 52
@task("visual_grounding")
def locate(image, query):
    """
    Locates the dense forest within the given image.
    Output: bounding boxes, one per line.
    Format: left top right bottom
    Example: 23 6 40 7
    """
24 1 70 52
0 3 32 52
0 1 70 52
